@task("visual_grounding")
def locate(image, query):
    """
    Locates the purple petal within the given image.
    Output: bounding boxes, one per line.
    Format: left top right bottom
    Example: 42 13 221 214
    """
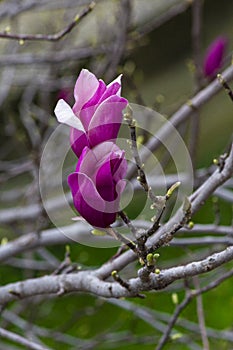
70 127 88 157
203 36 227 77
91 142 118 163
75 145 99 177
90 95 127 129
107 74 122 96
96 160 116 201
98 82 121 105
82 80 106 110
68 172 116 228
73 69 99 113
110 153 128 183
88 96 128 147
77 80 107 130
75 146 89 172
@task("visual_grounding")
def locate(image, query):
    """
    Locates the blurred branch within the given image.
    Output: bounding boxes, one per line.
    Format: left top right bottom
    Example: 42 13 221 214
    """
0 0 94 19
155 268 233 350
0 327 49 350
2 309 88 347
107 299 199 348
193 276 209 350
192 0 203 90
110 298 233 344
0 46 105 66
130 0 191 40
189 0 203 170
1 172 231 224
0 223 232 265
0 2 95 42
105 0 131 81
127 64 233 178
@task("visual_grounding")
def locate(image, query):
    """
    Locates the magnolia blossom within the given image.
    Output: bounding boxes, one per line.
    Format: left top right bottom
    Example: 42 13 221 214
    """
68 142 127 228
203 36 227 78
55 69 128 157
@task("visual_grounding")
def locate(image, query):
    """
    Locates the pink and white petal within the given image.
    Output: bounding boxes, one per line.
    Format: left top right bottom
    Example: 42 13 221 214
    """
75 146 89 172
98 82 121 105
70 128 88 158
115 179 127 197
89 95 127 130
107 74 123 96
73 69 99 112
88 96 127 146
76 146 100 177
91 142 118 165
111 153 128 182
69 172 106 212
82 80 106 110
55 99 85 131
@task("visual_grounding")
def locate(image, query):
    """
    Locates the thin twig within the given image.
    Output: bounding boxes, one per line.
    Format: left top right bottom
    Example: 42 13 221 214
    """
105 227 137 253
217 74 233 102
124 106 157 203
0 2 95 42
118 210 137 236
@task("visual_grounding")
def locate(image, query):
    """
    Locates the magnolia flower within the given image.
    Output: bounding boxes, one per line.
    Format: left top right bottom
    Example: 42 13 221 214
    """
68 142 127 228
203 36 227 78
55 69 128 157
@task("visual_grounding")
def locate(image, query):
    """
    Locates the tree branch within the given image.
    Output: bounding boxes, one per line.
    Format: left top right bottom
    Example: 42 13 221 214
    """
0 2 95 42
0 245 232 304
0 327 49 350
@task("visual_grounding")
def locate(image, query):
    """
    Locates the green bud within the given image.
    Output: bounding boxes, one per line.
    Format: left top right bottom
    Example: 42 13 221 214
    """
124 104 133 120
171 293 179 305
146 253 154 266
166 181 181 198
91 229 106 236
155 269 160 274
1 237 8 246
65 245 70 254
151 216 156 222
171 333 183 340
153 253 160 260
139 257 145 266
4 25 11 33
212 196 218 203
217 73 224 84
111 270 117 278
137 135 144 145
188 221 194 229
